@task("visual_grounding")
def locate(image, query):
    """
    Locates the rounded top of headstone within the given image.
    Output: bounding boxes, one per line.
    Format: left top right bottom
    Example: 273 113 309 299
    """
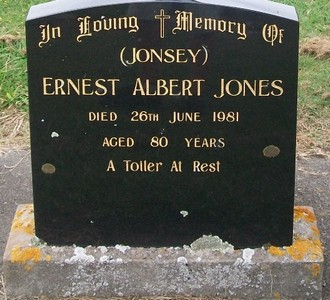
26 0 298 22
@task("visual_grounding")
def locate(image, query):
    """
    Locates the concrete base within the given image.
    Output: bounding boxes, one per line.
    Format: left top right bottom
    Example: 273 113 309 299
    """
3 205 324 299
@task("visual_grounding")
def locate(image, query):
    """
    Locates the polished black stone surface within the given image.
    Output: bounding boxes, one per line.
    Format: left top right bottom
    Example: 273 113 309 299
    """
26 0 299 248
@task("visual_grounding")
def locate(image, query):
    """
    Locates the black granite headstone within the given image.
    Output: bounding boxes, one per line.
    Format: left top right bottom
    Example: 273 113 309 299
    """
26 0 299 248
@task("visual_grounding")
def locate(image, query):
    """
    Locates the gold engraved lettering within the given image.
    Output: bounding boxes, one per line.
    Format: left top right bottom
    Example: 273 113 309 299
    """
150 136 169 148
213 78 284 99
123 160 163 172
132 78 204 96
94 80 109 96
262 24 284 46
77 15 139 42
77 16 92 42
193 161 221 173
106 160 116 172
82 79 93 95
168 112 201 124
42 77 120 96
185 138 225 148
212 111 239 122
89 112 118 122
38 25 61 48
258 80 270 96
172 11 247 40
121 47 203 65
170 161 183 172
195 18 203 29
131 111 159 122
271 80 284 96
102 137 134 148
155 9 170 39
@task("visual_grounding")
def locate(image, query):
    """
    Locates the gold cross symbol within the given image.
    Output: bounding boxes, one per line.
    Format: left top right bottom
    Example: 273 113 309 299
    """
155 9 170 39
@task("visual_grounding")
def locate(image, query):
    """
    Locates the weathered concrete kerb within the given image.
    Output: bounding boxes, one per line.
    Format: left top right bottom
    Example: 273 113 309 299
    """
3 204 323 299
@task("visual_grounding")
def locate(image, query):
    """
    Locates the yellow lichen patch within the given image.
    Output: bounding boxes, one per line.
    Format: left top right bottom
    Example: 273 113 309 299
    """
286 240 311 260
11 204 35 236
294 206 316 223
10 246 41 271
267 246 286 256
307 239 324 261
268 238 323 261
273 291 281 299
311 225 321 237
12 218 35 235
310 263 321 278
286 239 323 261
45 255 52 262
15 204 34 218
10 246 51 271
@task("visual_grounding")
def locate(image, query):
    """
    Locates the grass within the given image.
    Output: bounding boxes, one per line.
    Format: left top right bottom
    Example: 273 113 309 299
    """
0 39 28 110
0 0 329 154
276 0 330 38
274 0 330 154
0 0 44 34
0 0 46 111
